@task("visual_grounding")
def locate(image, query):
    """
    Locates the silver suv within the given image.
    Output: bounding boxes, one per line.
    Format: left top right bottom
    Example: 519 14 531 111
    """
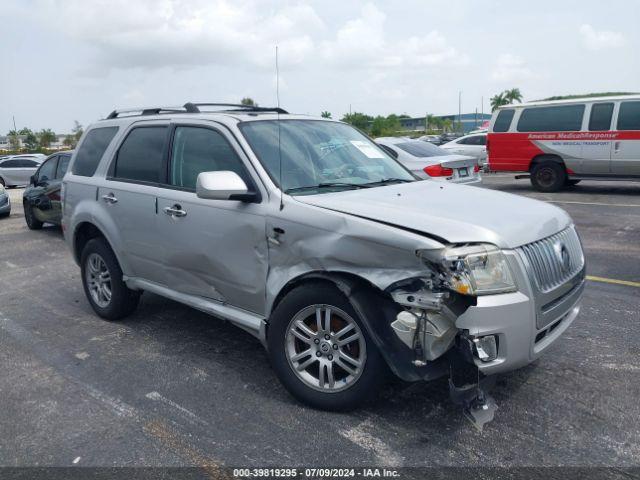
63 103 585 417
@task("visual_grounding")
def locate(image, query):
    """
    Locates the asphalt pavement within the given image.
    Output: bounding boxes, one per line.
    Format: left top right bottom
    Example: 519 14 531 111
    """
0 176 638 469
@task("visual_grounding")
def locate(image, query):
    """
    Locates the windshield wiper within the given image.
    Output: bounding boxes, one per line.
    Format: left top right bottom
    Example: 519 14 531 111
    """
361 178 414 186
285 182 372 194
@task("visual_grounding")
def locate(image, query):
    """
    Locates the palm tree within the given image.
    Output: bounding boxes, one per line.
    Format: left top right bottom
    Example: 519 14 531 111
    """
504 88 523 104
490 92 508 111
321 111 332 118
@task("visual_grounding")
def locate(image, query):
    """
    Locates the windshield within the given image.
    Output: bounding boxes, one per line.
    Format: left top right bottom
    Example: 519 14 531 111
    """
396 141 448 158
240 120 415 194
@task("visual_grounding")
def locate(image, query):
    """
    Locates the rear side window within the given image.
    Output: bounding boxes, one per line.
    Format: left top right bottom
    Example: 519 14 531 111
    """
493 109 515 132
169 126 247 190
589 103 614 131
460 135 486 146
114 127 167 183
73 127 119 177
517 105 585 132
56 154 71 179
617 101 640 131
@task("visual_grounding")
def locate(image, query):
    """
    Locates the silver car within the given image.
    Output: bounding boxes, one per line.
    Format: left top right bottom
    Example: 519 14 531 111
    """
0 184 10 216
376 137 481 185
0 155 44 187
63 103 585 420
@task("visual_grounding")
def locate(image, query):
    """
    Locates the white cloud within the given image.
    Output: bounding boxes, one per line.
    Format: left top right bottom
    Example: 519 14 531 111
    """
33 0 324 71
491 54 535 82
580 24 626 51
320 4 465 69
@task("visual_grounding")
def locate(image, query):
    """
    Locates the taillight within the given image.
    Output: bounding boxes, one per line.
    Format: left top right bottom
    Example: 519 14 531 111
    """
424 164 453 177
474 164 480 173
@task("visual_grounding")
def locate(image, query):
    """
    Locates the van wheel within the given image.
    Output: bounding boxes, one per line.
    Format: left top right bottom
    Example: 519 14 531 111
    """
24 202 43 230
267 282 386 411
80 238 140 320
531 162 566 192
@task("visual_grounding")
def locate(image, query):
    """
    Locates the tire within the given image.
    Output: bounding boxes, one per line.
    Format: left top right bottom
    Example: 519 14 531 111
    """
566 179 581 186
267 282 386 411
0 177 5 187
80 238 140 320
530 161 567 192
24 202 43 230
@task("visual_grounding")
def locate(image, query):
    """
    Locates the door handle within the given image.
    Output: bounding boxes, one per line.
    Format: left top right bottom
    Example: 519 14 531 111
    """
101 193 118 204
163 204 187 218
614 141 621 153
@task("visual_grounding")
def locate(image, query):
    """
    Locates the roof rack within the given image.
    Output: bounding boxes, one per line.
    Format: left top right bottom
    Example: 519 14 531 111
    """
105 102 288 119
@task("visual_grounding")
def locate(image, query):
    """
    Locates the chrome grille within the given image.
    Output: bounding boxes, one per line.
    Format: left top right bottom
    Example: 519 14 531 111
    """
519 226 584 293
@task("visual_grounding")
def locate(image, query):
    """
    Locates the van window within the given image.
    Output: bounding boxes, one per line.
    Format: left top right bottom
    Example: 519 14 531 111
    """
169 126 248 190
589 103 614 131
493 109 515 132
72 127 119 177
517 105 585 132
114 127 167 183
617 101 640 131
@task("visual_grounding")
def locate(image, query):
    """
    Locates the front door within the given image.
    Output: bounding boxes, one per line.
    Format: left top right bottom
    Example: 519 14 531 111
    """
156 123 268 315
30 155 61 224
611 101 640 176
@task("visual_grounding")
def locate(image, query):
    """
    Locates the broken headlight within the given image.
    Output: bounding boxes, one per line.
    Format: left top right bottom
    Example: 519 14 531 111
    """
419 244 516 296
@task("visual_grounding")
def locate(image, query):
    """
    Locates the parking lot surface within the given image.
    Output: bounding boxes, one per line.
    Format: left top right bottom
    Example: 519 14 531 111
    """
0 176 638 468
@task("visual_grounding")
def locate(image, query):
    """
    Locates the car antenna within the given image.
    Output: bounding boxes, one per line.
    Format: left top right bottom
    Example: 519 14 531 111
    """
276 45 284 211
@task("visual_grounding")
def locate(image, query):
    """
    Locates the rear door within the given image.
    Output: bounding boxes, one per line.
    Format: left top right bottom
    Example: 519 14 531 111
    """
99 124 168 284
581 102 614 174
611 100 640 176
156 122 268 314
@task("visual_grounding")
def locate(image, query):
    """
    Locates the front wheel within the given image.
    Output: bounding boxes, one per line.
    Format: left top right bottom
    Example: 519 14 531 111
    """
267 282 386 411
530 162 567 192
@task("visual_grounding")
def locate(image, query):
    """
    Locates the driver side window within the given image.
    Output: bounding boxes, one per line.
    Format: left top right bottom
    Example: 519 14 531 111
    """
36 157 58 183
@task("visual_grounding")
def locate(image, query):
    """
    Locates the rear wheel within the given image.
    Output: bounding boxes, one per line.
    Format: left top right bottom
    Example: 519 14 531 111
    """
267 282 386 411
24 202 43 230
81 238 140 320
530 162 567 192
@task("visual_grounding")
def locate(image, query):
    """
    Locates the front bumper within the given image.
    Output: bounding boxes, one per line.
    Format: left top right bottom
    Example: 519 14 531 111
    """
0 194 10 215
453 249 584 375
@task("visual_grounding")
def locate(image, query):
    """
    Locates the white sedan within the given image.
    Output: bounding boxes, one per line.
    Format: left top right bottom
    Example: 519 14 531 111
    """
376 137 481 185
440 132 488 168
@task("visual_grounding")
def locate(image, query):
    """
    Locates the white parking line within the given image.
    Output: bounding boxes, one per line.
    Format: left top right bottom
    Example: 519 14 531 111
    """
539 200 640 208
145 391 209 426
339 419 402 466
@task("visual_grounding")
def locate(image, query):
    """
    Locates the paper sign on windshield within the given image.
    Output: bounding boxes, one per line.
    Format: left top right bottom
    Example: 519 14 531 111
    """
350 140 385 159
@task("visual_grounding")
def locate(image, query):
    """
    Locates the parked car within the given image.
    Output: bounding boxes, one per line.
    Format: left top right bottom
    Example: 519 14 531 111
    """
488 94 640 191
418 134 443 145
23 151 73 229
0 184 10 217
0 155 44 187
63 103 585 420
375 137 481 184
441 132 488 167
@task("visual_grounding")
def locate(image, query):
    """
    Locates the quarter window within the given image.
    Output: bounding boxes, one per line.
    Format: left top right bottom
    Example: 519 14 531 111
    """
72 127 119 177
517 105 585 132
493 109 515 132
617 101 640 131
169 126 248 190
56 154 71 179
588 103 614 131
114 127 167 183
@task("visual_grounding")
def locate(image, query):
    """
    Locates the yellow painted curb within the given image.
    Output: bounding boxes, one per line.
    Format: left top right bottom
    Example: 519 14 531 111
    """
586 275 640 288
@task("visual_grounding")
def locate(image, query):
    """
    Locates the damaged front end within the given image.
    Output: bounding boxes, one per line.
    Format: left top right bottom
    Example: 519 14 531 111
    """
385 243 517 429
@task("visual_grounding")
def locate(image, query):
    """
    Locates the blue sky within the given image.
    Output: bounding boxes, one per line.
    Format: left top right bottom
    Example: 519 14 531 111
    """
1 0 638 133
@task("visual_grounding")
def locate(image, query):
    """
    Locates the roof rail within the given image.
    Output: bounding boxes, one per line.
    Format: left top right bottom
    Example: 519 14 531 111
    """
104 102 288 120
183 102 288 114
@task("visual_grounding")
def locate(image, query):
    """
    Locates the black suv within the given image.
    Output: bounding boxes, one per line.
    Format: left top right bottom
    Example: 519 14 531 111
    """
23 151 73 229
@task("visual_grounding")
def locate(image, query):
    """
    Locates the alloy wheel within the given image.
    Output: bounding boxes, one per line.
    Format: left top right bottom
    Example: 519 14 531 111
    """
85 253 112 308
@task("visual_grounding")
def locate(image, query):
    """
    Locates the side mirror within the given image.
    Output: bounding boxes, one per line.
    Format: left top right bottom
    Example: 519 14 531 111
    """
196 171 256 202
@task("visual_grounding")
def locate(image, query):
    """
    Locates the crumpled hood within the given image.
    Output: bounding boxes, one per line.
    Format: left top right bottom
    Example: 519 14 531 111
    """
294 181 571 249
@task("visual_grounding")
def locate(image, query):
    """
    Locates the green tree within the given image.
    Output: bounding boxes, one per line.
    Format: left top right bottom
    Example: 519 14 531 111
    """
340 112 373 131
490 92 508 111
240 97 257 106
38 129 56 148
24 130 39 150
63 135 76 148
504 88 523 104
321 111 332 118
18 127 31 135
72 121 83 142
7 130 20 150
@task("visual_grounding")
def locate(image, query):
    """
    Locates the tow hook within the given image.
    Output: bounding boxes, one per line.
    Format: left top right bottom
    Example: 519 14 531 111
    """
447 334 497 432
